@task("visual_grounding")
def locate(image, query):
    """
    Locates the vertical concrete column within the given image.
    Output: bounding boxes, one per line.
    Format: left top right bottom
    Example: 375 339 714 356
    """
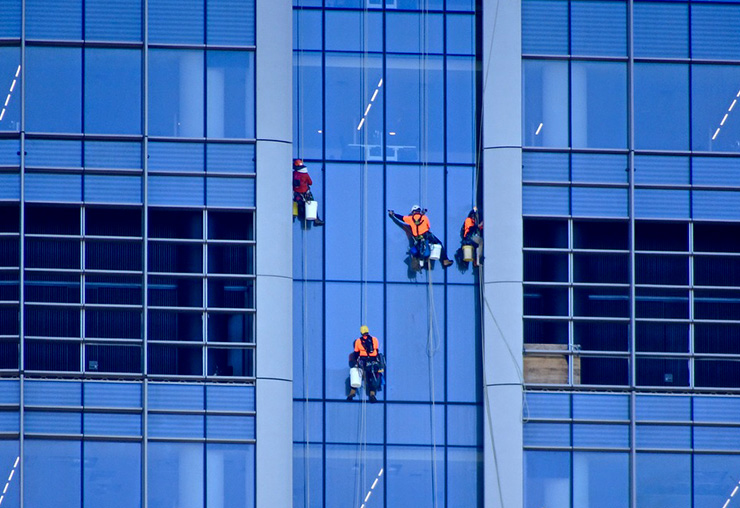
255 1 293 507
482 0 523 507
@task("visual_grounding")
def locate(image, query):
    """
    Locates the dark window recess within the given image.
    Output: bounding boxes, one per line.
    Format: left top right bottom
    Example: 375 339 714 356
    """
635 254 688 285
25 307 80 338
86 241 142 271
207 313 253 343
25 239 80 269
208 244 253 274
24 272 80 304
0 204 20 233
573 253 629 284
149 242 203 273
149 209 203 239
24 340 80 371
524 252 568 282
574 321 629 351
695 360 740 389
695 323 740 354
0 238 20 267
148 310 202 341
694 256 740 287
0 272 19 301
636 322 688 353
207 347 253 377
524 285 569 316
208 278 254 308
148 344 203 375
523 218 568 248
86 309 142 340
149 276 203 307
573 287 629 318
573 220 628 250
208 211 254 241
85 207 142 237
694 223 740 253
636 358 689 387
636 288 688 319
25 204 80 235
524 319 568 345
86 275 142 305
695 290 740 320
85 344 141 373
0 307 19 336
635 221 688 252
0 341 18 369
579 357 628 386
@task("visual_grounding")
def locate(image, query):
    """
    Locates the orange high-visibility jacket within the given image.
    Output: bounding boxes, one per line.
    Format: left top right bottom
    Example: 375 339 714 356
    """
402 213 430 237
354 336 379 357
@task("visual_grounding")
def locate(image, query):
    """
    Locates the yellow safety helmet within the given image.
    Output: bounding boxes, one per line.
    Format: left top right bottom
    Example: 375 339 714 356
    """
360 325 369 335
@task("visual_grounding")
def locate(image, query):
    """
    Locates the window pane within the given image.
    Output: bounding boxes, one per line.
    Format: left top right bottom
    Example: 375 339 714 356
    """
387 446 443 507
25 47 82 133
148 442 203 508
0 48 21 132
695 455 740 507
634 156 689 186
25 440 81 508
293 52 323 161
633 2 688 58
206 443 255 508
636 453 690 507
149 0 203 44
636 322 688 353
325 445 383 507
692 65 740 153
386 12 443 54
634 63 689 151
85 48 141 134
207 51 254 139
636 358 689 387
26 0 81 39
447 57 476 163
149 50 204 138
523 60 569 148
207 0 255 46
571 61 627 149
0 0 20 37
525 451 570 508
575 321 628 351
692 4 740 60
571 0 626 56
85 0 141 40
84 442 141 508
522 0 568 55
325 10 381 52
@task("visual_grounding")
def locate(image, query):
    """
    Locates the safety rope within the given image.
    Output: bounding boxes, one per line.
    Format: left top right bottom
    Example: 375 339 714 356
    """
426 268 441 508
301 216 312 507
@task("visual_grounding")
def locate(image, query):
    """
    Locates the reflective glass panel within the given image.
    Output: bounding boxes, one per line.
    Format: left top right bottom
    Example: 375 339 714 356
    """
148 442 203 508
26 0 81 39
694 455 740 507
692 4 740 61
207 51 255 139
634 63 689 151
522 0 568 55
206 443 255 508
207 0 255 46
636 453 690 507
24 440 81 508
25 47 82 134
0 48 21 132
692 65 740 153
633 2 688 58
149 50 204 138
573 452 629 508
523 60 569 148
84 48 141 135
84 442 141 508
149 0 204 44
525 450 570 508
447 57 476 163
571 61 627 149
386 446 444 506
85 0 141 41
571 0 626 56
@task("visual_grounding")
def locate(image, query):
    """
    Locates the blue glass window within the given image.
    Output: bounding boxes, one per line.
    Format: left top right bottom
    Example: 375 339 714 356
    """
571 61 627 149
635 395 690 421
85 141 141 170
84 48 141 135
206 51 255 139
0 441 19 507
386 446 443 506
206 384 254 411
633 3 688 58
694 157 740 186
634 63 689 151
446 285 478 401
447 14 475 55
523 60 569 148
695 455 740 507
523 185 569 215
573 452 628 507
325 10 382 52
636 453 690 506
25 47 82 134
24 440 81 508
522 0 568 55
25 139 81 168
573 393 628 419
572 153 627 184
325 53 383 161
85 0 141 41
386 55 444 162
149 142 204 173
148 442 203 508
324 401 383 443
0 0 20 37
694 190 740 220
525 450 570 508
293 282 324 399
207 177 255 207
386 12 443 54
149 0 203 44
207 144 255 174
634 156 689 186
26 0 81 40
149 383 203 410
523 152 569 182
447 57 476 164
0 48 20 133
149 50 204 138
149 176 204 206
84 442 141 508
635 189 689 219
84 382 141 408
692 4 740 61
0 140 20 166
692 65 740 153
447 448 480 507
446 405 478 446
25 174 82 202
293 52 323 161
206 444 255 508
85 176 142 204
387 403 445 445
636 424 690 449
571 0 626 57
325 445 383 507
295 10 322 51
207 0 255 46
572 188 628 218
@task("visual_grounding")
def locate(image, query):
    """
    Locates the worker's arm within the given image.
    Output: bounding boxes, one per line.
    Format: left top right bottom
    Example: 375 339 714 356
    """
387 210 408 229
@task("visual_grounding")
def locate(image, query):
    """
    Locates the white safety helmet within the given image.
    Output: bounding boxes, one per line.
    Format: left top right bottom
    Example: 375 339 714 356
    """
410 205 422 214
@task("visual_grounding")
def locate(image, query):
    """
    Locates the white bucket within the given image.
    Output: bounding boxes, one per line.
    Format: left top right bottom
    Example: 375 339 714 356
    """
350 366 363 388
304 200 318 221
462 244 475 262
429 243 442 260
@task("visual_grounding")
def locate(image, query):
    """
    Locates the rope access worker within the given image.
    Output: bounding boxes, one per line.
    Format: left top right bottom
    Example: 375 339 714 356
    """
347 325 384 403
388 205 453 268
458 207 483 266
292 158 324 226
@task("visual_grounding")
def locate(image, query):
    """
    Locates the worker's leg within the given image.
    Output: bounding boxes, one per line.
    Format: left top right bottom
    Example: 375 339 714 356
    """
427 232 453 266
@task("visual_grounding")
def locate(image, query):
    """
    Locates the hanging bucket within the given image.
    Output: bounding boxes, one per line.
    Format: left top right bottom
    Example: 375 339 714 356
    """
429 243 442 260
292 201 299 217
462 244 475 262
304 200 318 221
350 366 363 388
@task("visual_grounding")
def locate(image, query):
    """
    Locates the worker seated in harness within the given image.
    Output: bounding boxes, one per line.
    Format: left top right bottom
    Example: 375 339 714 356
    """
388 205 453 268
347 325 385 403
457 207 483 266
292 158 325 226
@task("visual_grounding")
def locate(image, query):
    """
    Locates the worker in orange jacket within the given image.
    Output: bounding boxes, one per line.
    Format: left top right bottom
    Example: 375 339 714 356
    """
292 158 324 225
347 325 384 403
388 205 453 267
458 207 483 266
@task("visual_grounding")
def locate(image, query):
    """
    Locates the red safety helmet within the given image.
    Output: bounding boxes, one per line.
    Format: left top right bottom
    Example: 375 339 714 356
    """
293 158 306 169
